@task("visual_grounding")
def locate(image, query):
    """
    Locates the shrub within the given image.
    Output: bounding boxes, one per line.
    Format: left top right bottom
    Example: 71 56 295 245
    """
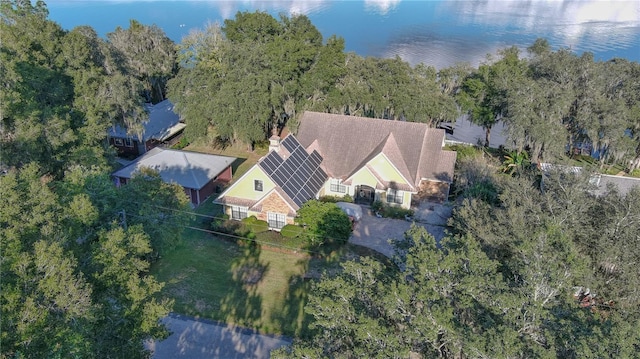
371 200 384 213
296 200 352 246
242 216 269 233
281 224 304 238
211 213 230 231
319 194 353 203
445 144 481 161
171 135 190 150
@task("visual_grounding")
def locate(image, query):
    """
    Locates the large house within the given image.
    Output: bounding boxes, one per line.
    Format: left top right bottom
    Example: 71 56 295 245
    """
112 148 236 206
108 99 186 156
216 111 456 230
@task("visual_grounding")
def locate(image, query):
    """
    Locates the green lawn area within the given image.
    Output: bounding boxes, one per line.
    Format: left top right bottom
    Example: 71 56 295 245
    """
151 227 314 337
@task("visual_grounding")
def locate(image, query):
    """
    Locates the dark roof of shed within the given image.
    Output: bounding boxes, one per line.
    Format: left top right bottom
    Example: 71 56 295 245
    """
295 111 456 186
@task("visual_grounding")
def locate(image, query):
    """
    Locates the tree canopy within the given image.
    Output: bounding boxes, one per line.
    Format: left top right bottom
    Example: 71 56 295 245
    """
168 11 459 148
0 2 190 357
278 160 640 358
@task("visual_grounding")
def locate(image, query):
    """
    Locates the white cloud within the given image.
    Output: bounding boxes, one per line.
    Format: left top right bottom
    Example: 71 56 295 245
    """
364 0 401 15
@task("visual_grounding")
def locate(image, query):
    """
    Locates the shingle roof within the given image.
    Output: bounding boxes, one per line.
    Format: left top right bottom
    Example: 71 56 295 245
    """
112 148 236 190
258 135 328 208
108 99 182 141
295 111 455 186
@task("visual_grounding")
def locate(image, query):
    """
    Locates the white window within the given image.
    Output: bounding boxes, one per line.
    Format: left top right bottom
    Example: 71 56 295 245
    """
114 138 124 146
330 178 346 193
231 206 248 220
124 138 134 147
386 189 403 204
254 180 263 192
267 212 286 230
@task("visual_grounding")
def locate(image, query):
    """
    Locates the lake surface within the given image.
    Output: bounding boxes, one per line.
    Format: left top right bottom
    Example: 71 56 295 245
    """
47 0 640 69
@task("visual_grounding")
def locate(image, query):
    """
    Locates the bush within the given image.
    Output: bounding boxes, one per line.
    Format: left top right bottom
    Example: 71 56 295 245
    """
319 194 353 203
281 224 304 238
445 144 482 161
371 201 414 219
371 200 384 213
211 213 230 231
296 200 352 246
242 216 269 233
171 135 190 150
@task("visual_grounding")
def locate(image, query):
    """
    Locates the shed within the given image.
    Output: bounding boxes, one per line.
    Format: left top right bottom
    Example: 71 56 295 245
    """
112 148 236 206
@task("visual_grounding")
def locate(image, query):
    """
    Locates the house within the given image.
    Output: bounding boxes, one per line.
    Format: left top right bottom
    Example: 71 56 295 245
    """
539 163 640 197
215 111 456 230
108 99 186 156
591 174 640 197
112 148 236 206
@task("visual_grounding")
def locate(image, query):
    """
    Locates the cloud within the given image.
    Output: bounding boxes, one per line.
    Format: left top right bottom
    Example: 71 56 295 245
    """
199 0 329 19
364 0 401 15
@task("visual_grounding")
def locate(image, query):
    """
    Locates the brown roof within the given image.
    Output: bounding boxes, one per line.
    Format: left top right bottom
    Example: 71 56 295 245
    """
296 111 455 186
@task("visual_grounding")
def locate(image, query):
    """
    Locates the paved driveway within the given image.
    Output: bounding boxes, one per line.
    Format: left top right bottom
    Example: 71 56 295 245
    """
145 314 291 359
349 203 452 258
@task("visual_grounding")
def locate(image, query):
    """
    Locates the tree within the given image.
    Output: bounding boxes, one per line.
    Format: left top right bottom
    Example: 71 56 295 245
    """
107 19 177 103
295 200 352 246
0 0 149 175
0 164 175 358
457 46 528 147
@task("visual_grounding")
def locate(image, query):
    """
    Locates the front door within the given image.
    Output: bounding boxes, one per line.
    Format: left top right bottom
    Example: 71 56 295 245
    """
355 185 375 205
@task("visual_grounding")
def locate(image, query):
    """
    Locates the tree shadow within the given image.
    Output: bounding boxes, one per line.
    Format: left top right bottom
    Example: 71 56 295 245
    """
267 255 314 338
211 135 231 150
217 240 268 330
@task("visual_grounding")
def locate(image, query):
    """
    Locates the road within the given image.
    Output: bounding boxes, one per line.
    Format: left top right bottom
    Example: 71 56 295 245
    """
145 314 291 359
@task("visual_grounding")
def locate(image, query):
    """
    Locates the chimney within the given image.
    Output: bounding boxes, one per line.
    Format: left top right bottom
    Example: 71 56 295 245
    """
269 135 281 152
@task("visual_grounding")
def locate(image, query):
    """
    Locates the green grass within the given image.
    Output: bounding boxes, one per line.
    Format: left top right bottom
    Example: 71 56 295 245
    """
151 228 313 336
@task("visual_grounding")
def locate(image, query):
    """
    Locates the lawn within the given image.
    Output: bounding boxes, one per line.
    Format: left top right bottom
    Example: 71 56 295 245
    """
151 227 313 337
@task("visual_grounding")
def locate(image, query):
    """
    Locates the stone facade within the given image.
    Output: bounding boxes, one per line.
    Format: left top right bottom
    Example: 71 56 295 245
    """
256 191 295 224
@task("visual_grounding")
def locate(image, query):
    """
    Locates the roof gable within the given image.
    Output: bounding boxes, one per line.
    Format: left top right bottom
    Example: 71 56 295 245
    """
258 135 328 207
112 148 235 189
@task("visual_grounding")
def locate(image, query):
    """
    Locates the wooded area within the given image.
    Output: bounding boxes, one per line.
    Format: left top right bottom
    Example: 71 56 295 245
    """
276 155 640 358
1 1 639 357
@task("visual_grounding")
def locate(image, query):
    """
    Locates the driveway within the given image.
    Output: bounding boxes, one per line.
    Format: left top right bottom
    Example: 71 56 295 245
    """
145 314 291 358
349 203 452 258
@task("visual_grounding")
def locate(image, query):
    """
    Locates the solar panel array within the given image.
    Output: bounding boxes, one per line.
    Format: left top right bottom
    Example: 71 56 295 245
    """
259 136 328 207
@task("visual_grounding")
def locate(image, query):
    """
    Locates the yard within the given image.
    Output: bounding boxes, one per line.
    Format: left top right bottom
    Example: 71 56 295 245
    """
151 137 393 338
151 226 314 337
150 208 390 338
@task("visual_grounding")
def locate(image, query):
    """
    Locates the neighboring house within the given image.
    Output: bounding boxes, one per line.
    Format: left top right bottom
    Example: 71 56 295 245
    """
216 111 457 230
539 163 640 196
591 174 640 197
108 99 186 156
112 147 236 206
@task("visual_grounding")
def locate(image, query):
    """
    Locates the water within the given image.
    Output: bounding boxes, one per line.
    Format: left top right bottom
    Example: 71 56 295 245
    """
47 0 639 68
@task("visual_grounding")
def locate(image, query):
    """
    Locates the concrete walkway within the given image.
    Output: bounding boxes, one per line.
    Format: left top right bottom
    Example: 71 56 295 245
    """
145 314 291 359
349 203 452 258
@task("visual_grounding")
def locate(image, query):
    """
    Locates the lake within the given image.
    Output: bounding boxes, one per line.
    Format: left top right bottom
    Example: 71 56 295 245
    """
47 0 640 69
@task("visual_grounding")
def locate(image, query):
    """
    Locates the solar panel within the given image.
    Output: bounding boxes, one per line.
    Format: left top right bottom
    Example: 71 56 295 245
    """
282 136 299 153
261 135 328 208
